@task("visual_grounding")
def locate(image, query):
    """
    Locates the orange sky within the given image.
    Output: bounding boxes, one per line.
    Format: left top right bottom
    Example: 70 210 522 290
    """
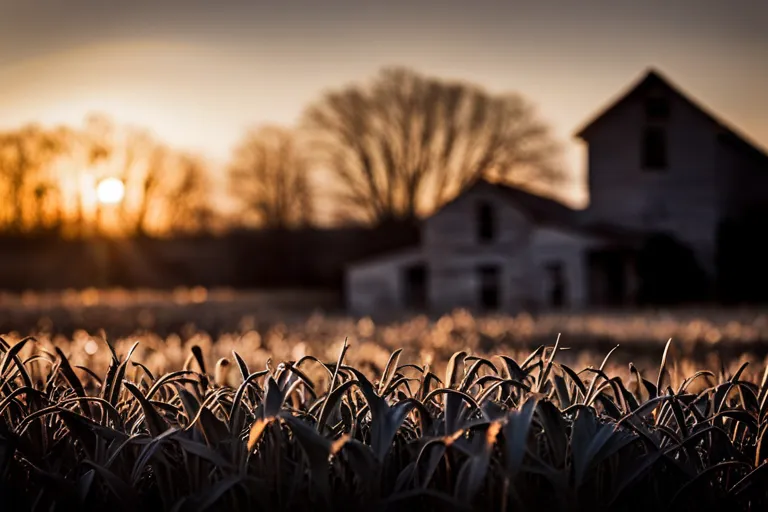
1 0 766 210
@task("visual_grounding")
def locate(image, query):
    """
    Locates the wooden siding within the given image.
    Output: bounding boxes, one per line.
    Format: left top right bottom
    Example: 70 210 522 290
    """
423 185 534 312
345 250 423 315
582 84 721 271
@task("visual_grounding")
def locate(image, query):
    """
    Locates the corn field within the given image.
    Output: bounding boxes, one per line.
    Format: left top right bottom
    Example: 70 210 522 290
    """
2 334 768 511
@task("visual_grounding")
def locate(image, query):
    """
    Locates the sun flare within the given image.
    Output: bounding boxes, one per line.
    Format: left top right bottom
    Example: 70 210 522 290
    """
95 177 125 205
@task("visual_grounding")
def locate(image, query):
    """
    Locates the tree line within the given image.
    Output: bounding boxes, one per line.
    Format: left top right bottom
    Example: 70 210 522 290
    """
0 66 563 236
0 116 212 237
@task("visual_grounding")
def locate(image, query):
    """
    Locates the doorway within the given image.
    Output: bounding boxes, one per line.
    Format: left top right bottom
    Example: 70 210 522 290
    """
403 264 428 309
588 250 628 306
477 265 500 311
545 261 568 308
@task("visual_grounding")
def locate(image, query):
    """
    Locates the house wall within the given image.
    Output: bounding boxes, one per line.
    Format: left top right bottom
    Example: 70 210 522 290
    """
345 250 423 315
423 185 534 313
529 227 601 308
582 85 721 272
427 253 532 313
422 184 534 249
716 140 768 219
345 185 610 315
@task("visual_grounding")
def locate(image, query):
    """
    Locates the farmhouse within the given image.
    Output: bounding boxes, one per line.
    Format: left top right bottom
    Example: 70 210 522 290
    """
345 68 768 315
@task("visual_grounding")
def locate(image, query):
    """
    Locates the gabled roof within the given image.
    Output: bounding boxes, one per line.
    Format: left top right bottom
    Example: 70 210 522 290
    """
444 178 583 230
574 68 768 164
475 179 579 227
347 179 647 270
453 179 647 244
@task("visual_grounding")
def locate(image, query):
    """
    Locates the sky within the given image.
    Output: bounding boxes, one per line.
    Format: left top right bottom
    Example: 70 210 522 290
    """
1 0 766 208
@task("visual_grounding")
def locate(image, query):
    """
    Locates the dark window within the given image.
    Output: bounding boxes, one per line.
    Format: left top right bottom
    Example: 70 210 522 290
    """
587 250 628 306
477 265 500 310
645 97 670 120
545 262 567 308
477 202 496 242
642 127 668 170
403 264 428 309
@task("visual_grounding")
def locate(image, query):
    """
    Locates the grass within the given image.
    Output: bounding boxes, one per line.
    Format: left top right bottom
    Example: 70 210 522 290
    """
2 328 768 511
2 291 768 510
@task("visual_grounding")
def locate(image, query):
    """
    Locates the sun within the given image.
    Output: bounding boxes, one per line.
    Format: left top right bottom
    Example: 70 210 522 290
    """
96 177 125 205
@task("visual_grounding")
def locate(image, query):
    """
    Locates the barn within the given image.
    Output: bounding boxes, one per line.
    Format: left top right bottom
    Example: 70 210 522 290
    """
345 179 640 315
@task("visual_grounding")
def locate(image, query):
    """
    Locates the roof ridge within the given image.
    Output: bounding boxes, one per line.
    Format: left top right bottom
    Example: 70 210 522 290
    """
478 178 576 211
574 68 768 162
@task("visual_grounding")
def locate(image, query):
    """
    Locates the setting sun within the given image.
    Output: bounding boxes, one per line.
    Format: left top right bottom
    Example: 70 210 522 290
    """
95 177 125 205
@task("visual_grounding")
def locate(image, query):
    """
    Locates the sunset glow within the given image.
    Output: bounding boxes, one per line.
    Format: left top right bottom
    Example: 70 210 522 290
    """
1 1 766 217
96 177 125 205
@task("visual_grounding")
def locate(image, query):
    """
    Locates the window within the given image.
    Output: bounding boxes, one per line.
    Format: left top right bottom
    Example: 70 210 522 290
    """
403 264 428 309
645 96 670 120
477 265 500 310
642 126 667 170
477 202 496 242
545 262 567 308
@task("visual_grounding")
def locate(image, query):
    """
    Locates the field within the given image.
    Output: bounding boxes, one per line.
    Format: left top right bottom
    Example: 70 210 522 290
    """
2 289 768 510
2 288 768 378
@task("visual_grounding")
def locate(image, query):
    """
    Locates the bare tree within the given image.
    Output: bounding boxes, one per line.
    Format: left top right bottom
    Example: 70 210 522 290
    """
0 125 69 233
123 133 214 236
84 120 212 236
303 67 564 223
132 141 166 236
73 114 115 234
0 115 212 237
228 125 313 229
165 153 214 235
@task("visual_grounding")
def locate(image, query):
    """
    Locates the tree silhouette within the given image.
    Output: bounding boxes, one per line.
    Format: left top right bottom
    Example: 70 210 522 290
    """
228 125 313 229
303 67 563 223
0 116 212 237
165 153 214 235
0 125 69 233
86 118 213 236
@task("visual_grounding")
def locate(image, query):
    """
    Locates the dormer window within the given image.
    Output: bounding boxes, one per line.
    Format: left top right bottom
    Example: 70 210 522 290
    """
477 202 496 242
642 126 668 170
645 96 670 120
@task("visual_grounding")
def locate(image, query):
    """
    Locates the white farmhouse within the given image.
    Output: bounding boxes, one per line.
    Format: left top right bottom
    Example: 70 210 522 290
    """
345 68 768 315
